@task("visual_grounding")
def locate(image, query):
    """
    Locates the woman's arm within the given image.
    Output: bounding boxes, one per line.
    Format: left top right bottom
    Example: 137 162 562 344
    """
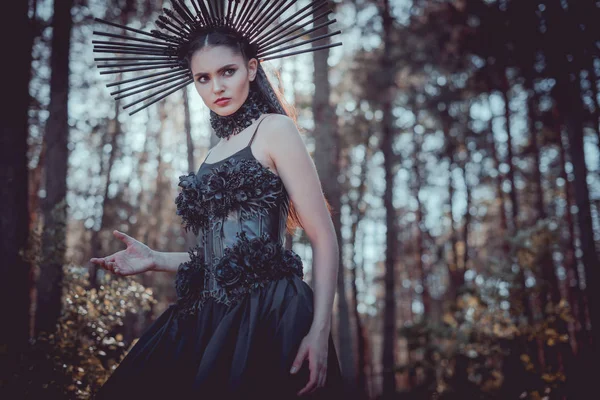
151 251 191 273
262 115 339 335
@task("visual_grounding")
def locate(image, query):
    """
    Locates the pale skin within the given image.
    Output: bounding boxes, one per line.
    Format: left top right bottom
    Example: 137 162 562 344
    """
90 45 339 396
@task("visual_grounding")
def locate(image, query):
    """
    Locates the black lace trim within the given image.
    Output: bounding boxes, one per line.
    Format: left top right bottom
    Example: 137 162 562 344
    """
175 157 287 236
174 231 304 319
209 89 272 140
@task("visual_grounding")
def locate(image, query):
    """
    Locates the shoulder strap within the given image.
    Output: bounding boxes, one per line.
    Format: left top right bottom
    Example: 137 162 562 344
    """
247 115 270 146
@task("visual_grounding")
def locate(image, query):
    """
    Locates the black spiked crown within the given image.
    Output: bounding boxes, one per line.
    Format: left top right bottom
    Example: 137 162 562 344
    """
93 0 343 115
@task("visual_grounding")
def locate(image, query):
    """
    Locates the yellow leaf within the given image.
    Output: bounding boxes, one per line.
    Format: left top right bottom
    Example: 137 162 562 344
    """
443 313 457 327
560 334 569 342
542 373 555 383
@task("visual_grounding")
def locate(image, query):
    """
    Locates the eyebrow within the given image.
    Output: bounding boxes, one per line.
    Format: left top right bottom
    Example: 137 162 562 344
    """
193 63 237 77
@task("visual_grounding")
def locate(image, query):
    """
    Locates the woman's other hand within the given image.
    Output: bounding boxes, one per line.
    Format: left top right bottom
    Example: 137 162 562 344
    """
89 230 156 276
290 328 329 396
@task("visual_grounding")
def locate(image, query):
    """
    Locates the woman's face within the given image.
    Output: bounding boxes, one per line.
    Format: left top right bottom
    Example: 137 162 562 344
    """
190 45 258 116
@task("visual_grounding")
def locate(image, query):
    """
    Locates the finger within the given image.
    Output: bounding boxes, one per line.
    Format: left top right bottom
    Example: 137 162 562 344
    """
90 257 105 266
297 375 318 396
105 261 115 273
112 263 123 275
297 358 318 396
290 346 307 375
318 366 327 388
113 230 134 246
306 366 325 395
91 256 115 268
110 261 123 275
99 259 113 272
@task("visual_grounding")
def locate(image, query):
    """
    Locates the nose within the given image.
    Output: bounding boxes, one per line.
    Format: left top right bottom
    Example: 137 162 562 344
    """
212 77 224 94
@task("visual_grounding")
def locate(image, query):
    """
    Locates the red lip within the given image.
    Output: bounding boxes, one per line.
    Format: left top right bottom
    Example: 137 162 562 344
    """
215 97 231 105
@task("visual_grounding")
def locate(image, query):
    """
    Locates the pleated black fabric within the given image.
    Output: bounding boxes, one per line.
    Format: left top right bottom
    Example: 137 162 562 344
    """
94 117 343 399
94 275 342 399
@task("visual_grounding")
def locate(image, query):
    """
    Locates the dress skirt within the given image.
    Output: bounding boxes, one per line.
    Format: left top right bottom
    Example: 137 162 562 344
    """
93 274 343 399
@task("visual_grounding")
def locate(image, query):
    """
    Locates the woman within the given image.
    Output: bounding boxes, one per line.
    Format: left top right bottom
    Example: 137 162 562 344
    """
90 26 343 400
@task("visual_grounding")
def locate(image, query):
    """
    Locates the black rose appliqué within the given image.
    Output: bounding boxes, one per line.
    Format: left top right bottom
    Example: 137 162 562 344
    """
175 158 287 236
174 231 304 319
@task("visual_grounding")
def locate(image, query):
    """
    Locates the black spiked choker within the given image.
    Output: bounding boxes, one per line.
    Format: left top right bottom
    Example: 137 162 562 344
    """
209 90 272 140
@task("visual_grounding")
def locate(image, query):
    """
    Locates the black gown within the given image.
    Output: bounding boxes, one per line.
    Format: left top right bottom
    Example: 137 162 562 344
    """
94 117 343 399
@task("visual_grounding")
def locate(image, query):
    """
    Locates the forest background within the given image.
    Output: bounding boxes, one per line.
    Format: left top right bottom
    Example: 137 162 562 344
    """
2 0 600 399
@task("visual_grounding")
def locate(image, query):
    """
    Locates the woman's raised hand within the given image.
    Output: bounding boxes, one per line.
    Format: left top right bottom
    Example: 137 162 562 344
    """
90 230 156 276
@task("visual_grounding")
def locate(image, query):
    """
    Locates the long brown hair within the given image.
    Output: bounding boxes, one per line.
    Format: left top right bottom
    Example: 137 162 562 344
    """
184 32 333 235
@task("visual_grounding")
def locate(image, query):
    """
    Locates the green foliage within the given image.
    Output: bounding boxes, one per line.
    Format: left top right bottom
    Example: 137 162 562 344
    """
5 266 156 399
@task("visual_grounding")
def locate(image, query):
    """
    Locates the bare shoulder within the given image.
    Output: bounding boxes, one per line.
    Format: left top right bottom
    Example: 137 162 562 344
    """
250 114 302 174
260 113 300 139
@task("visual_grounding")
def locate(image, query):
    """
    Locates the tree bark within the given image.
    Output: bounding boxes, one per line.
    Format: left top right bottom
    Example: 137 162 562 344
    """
549 4 600 365
559 86 600 354
1 0 35 373
88 1 135 289
380 0 398 397
349 140 371 399
555 107 588 354
35 0 74 335
500 75 519 230
487 98 508 233
412 130 432 317
525 81 546 220
310 0 355 392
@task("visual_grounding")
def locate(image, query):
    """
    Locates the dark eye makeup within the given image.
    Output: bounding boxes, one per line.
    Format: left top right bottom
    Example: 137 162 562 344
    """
196 68 236 83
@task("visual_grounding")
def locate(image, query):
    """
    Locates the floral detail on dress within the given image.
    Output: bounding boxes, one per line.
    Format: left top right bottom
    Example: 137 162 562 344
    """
174 173 210 236
175 158 287 235
174 231 304 319
174 245 207 314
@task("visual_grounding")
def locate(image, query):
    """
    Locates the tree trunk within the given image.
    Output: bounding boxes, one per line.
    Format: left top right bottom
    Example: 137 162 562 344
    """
35 0 74 335
412 130 432 317
448 154 459 282
349 142 371 399
442 117 463 294
459 154 471 283
558 82 600 355
380 0 398 397
586 57 600 163
487 99 508 233
572 0 600 162
500 75 519 230
89 99 122 289
525 80 546 220
547 2 600 392
1 0 35 373
556 107 588 354
310 1 355 392
88 1 135 288
525 81 563 319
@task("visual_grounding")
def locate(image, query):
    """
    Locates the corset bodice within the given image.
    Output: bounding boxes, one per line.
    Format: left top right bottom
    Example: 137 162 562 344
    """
173 119 304 318
194 146 293 261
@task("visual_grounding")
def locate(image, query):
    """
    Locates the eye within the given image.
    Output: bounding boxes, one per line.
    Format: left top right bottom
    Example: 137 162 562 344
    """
196 76 209 84
224 68 236 76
